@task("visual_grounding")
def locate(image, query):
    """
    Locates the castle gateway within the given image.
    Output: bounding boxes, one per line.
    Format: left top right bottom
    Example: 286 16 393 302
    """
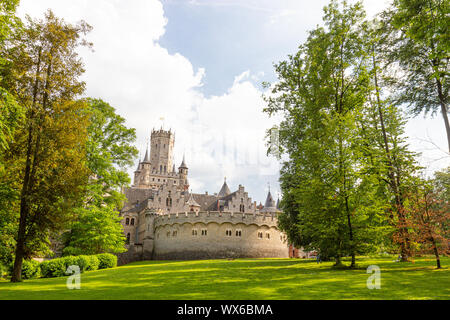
119 128 289 263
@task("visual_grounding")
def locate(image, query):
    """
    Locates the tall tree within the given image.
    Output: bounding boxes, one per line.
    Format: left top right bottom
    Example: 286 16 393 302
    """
62 98 138 255
357 25 423 261
264 1 387 267
0 0 23 150
5 11 92 282
380 0 449 152
0 0 23 266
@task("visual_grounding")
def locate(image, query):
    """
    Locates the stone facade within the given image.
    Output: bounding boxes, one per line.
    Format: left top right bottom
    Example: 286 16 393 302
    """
119 128 289 263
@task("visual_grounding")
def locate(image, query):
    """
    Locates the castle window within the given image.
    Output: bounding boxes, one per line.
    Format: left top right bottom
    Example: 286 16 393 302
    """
225 230 232 237
172 230 177 237
192 229 198 236
166 231 170 237
258 232 263 239
130 218 135 226
239 204 245 212
201 229 208 236
160 165 162 172
125 218 130 225
236 230 242 237
266 232 270 239
126 233 130 244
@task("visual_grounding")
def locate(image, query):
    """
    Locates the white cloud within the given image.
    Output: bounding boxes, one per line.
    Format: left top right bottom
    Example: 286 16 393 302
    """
17 0 447 202
18 0 281 201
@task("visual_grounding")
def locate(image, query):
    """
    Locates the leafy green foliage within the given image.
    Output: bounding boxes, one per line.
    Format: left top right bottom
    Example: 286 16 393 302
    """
62 98 137 256
96 253 117 269
380 0 450 151
39 259 67 278
264 0 390 266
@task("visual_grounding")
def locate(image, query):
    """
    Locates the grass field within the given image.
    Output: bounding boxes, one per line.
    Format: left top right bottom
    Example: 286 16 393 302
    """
0 256 448 300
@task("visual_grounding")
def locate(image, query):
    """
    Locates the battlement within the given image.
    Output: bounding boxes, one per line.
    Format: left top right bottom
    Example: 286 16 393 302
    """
153 210 279 228
151 128 174 138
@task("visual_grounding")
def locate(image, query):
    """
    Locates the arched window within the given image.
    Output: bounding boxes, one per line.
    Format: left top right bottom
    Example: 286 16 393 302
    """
160 165 162 172
130 218 135 226
126 233 130 244
125 218 130 225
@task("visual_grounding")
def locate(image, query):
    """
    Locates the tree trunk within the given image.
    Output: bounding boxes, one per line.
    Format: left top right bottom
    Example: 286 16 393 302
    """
11 48 42 283
431 237 441 269
372 47 409 261
345 196 356 268
435 78 450 153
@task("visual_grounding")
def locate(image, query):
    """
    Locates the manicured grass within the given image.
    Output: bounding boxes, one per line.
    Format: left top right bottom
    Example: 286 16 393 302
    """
0 256 448 300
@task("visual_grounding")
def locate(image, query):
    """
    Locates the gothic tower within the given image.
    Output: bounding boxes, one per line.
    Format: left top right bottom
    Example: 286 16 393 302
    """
150 128 174 174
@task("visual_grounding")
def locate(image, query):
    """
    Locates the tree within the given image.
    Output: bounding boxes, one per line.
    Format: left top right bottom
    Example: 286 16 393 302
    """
5 11 92 282
380 0 450 152
264 1 388 267
62 98 138 255
0 0 23 266
404 178 449 268
356 26 423 261
0 0 24 150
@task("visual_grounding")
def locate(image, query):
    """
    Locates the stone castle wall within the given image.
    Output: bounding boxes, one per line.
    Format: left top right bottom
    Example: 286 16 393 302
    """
151 211 289 260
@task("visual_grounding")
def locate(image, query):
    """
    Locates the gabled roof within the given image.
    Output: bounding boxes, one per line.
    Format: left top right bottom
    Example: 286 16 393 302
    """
186 192 200 207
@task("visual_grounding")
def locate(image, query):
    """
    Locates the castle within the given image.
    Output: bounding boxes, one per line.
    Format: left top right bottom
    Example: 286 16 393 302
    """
119 128 290 263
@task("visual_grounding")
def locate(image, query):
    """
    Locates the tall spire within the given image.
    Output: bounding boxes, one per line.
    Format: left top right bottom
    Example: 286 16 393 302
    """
218 177 231 197
143 142 150 162
179 153 187 169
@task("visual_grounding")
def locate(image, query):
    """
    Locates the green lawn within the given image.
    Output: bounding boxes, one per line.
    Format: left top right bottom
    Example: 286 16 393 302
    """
0 256 448 300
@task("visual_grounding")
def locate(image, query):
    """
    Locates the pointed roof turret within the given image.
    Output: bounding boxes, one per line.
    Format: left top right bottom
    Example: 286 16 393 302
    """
218 177 231 198
142 142 150 163
260 186 278 213
264 190 276 208
179 154 188 169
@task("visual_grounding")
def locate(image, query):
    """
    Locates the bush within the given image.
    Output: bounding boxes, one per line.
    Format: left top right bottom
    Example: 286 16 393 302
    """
96 253 117 269
0 263 9 279
40 258 67 278
77 255 99 272
21 259 41 279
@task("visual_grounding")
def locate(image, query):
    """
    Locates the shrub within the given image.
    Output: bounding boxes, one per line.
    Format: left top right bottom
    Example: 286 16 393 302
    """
96 253 117 269
77 255 99 272
21 259 41 279
40 258 67 278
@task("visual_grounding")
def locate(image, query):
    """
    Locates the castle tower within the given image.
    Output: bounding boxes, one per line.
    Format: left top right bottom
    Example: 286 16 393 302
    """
178 154 189 190
150 128 174 175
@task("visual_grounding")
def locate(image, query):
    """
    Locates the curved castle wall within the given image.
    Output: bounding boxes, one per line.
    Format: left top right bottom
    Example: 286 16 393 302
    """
151 211 289 260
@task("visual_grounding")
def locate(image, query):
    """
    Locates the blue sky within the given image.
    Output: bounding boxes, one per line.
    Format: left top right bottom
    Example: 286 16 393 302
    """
18 0 448 203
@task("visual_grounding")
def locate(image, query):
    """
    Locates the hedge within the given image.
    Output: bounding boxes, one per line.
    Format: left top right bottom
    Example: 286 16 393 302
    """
38 254 115 278
97 253 117 269
6 259 42 280
6 254 117 279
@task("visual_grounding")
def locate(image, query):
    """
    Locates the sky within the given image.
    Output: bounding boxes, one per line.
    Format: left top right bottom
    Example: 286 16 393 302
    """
17 0 449 203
